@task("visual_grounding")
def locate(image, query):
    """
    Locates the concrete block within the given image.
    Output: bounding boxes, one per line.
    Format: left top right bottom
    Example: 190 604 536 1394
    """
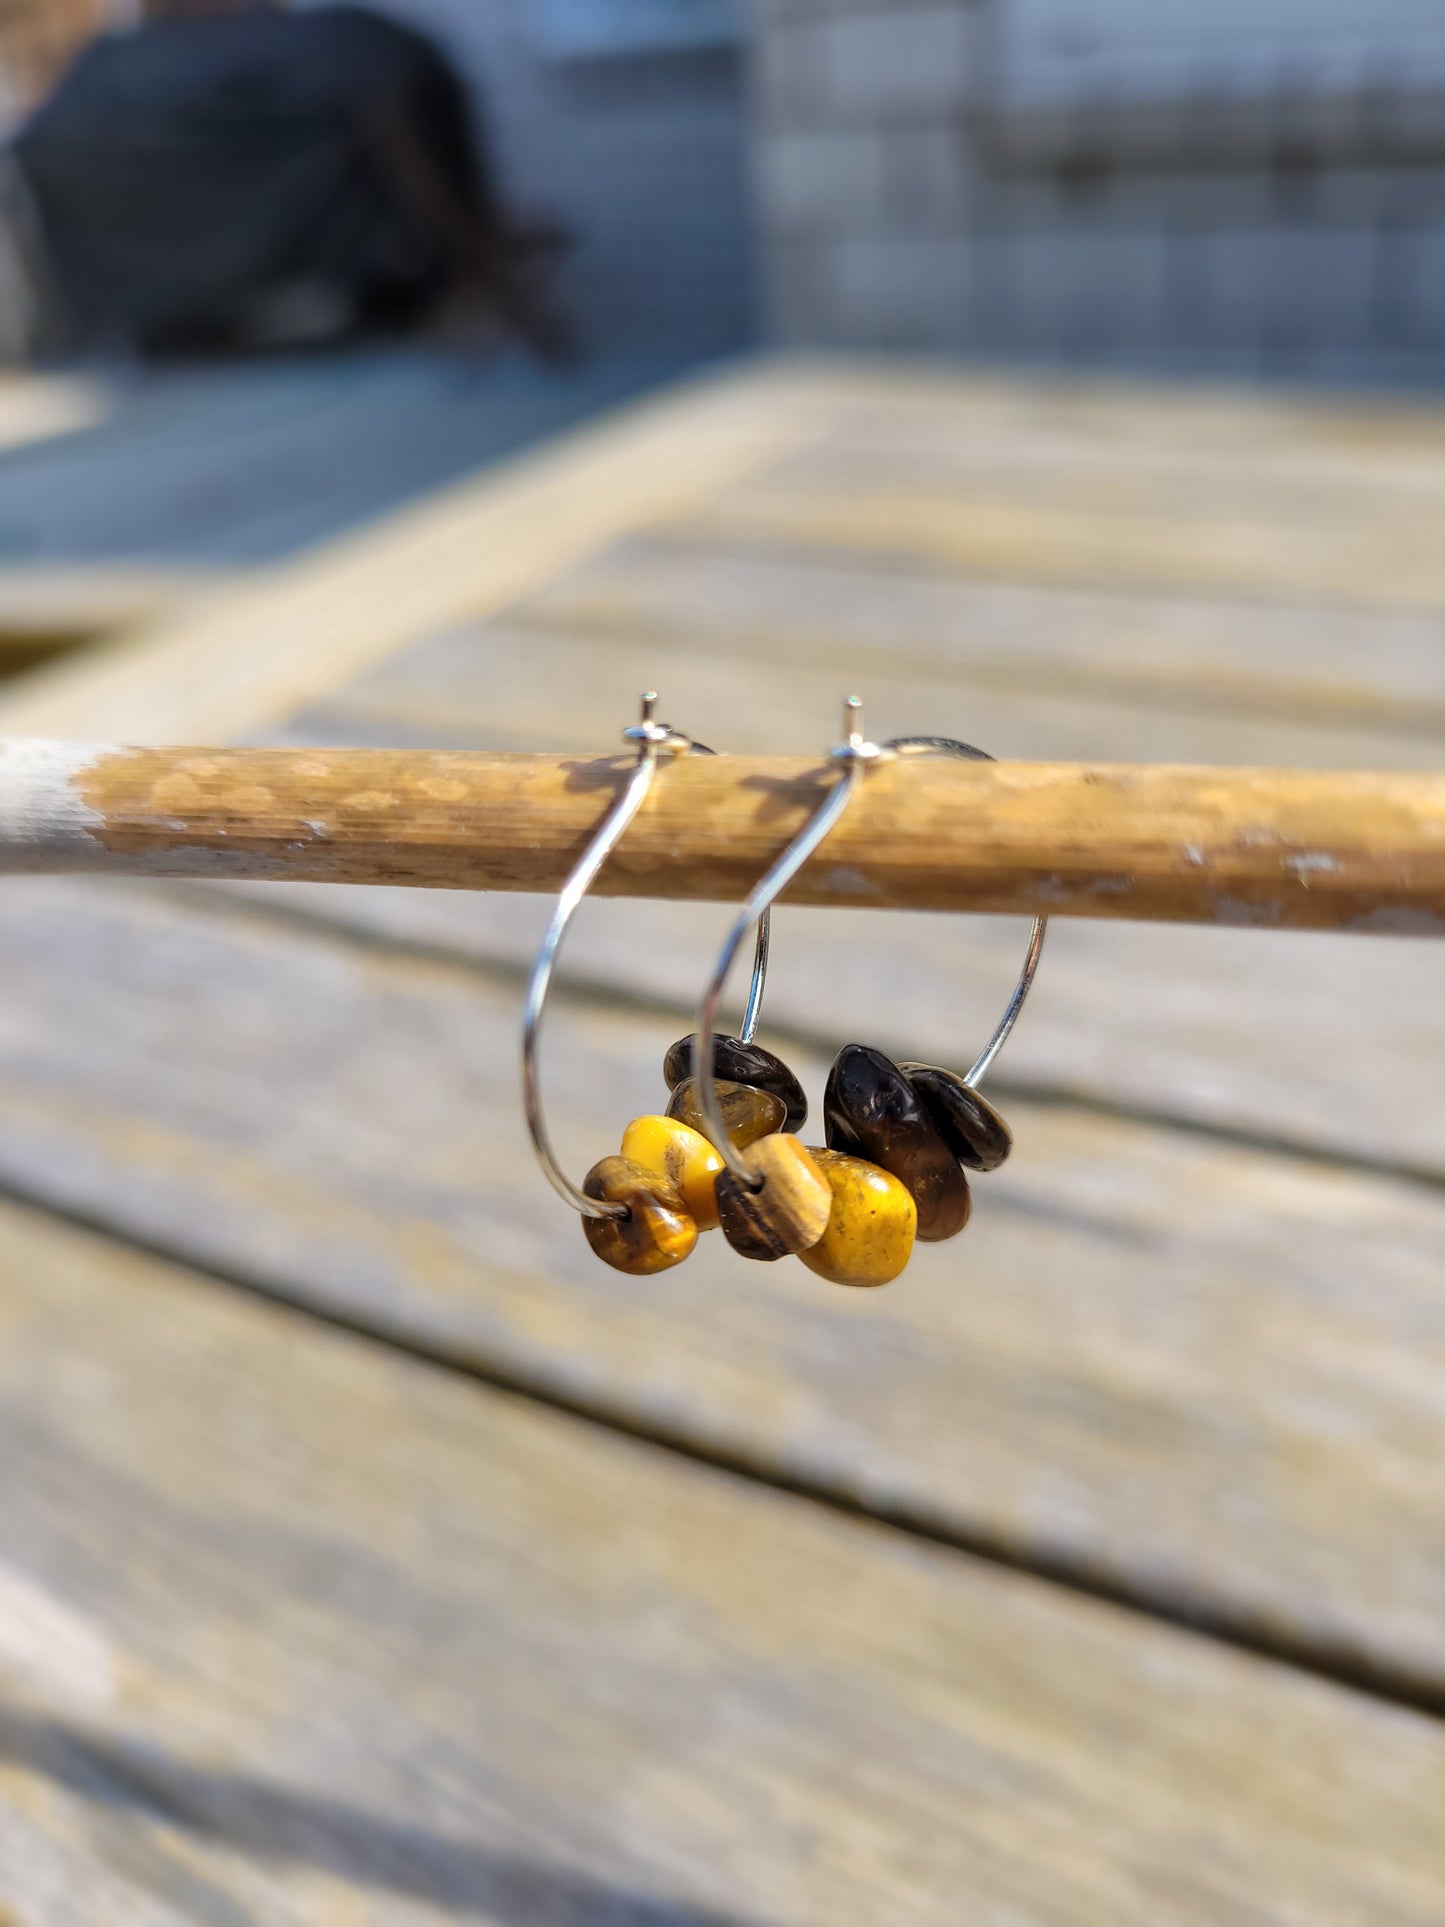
1178 224 1278 357
831 232 973 348
754 0 888 16
1400 211 1445 347
752 15 827 127
822 5 975 123
979 176 1176 362
1252 222 1379 358
883 120 977 231
757 126 889 231
762 235 840 342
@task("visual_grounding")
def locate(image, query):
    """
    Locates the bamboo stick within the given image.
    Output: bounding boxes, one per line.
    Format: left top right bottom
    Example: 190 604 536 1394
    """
1 741 1441 935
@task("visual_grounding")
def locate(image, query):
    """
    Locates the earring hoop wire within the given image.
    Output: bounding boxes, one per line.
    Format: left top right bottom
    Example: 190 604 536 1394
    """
522 693 771 1221
887 736 1046 1087
694 696 885 1188
693 699 1046 1188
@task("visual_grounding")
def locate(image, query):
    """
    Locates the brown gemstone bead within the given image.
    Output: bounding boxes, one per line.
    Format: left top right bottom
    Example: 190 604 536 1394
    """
823 1109 866 1160
797 1149 916 1287
666 1077 786 1150
581 1155 697 1275
714 1134 832 1262
824 1044 971 1243
620 1114 724 1233
663 1034 807 1132
899 1063 1012 1173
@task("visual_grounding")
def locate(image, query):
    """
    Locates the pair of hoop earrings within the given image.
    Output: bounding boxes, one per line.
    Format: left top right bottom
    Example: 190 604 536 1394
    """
522 694 1045 1288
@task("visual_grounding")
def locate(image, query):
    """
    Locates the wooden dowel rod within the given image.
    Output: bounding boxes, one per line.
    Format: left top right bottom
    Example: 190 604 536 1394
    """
1 741 1442 935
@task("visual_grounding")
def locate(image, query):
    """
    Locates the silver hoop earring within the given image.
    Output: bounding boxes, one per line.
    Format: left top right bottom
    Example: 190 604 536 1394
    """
521 692 777 1275
693 698 1047 1285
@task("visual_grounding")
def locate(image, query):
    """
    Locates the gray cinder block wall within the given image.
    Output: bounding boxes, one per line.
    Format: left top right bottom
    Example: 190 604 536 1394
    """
753 1 982 352
751 0 1445 380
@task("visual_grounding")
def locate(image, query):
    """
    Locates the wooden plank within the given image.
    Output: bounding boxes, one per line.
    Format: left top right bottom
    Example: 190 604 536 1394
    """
312 601 1444 773
508 537 1445 737
0 566 208 656
219 876 1445 1182
0 351 693 570
0 363 820 744
764 358 1445 458
716 363 1445 514
631 364 1445 615
3 358 1432 742
1 1195 1442 1922
2 740 1442 934
675 455 1445 614
684 360 1445 474
2 877 1443 1703
749 399 1445 509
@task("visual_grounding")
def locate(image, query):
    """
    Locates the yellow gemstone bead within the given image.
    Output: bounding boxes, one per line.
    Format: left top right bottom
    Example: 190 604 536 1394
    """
582 1155 698 1276
796 1148 917 1287
620 1114 724 1233
666 1077 785 1150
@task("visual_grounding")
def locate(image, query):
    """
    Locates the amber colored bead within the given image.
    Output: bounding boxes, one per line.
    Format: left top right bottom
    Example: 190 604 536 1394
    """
663 1033 808 1132
899 1062 1012 1173
714 1134 832 1262
824 1044 971 1243
797 1150 916 1287
666 1077 786 1150
620 1114 724 1233
582 1155 697 1275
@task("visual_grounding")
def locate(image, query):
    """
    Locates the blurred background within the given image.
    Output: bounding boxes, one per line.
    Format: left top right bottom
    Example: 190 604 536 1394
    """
0 0 1434 633
0 5 1440 1921
0 0 1438 598
2 0 1445 379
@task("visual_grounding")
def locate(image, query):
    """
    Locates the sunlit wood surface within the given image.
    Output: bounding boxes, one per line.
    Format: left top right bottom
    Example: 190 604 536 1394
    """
0 358 1442 1922
4 742 1443 932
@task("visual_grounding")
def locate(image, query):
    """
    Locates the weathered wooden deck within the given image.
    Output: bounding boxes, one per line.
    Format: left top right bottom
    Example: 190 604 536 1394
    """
0 358 1441 1922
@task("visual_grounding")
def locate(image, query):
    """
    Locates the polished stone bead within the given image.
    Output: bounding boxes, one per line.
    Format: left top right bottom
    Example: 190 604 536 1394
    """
663 1033 808 1132
620 1113 724 1233
796 1149 916 1287
666 1076 786 1150
824 1043 971 1243
714 1133 832 1262
582 1155 697 1275
899 1062 1013 1173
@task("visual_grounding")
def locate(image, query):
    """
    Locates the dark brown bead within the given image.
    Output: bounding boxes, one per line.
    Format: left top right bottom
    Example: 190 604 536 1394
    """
823 1110 866 1160
663 1034 807 1132
899 1063 1012 1173
714 1134 832 1262
824 1044 971 1243
666 1077 785 1150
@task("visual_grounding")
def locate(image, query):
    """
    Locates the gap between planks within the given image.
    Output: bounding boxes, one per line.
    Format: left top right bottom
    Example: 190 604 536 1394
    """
2 874 1444 1724
509 532 1445 743
2 1179 1442 1922
156 876 1445 1201
4 1147 1444 1728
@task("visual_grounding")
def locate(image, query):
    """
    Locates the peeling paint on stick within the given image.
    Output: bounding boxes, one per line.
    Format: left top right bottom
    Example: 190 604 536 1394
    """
0 739 122 871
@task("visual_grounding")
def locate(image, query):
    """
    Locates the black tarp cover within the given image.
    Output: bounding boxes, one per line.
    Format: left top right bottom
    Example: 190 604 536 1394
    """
16 7 487 350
